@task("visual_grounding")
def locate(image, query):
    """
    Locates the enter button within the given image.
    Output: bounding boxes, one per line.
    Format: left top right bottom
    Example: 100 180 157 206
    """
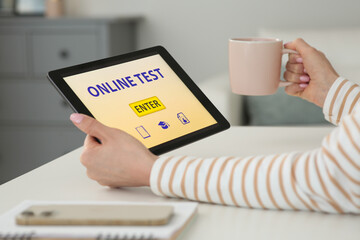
129 96 166 117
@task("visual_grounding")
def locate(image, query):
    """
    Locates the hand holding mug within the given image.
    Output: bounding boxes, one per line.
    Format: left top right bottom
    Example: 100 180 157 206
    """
283 38 339 107
229 37 339 108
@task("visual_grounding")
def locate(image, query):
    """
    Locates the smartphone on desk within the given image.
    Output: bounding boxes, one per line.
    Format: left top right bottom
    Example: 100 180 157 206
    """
16 204 174 226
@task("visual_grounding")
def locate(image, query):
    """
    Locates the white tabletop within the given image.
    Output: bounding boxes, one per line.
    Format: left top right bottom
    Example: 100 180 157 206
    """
1 126 359 240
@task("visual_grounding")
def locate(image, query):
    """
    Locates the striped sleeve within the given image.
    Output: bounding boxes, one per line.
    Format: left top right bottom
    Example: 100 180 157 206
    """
150 79 360 214
323 77 360 125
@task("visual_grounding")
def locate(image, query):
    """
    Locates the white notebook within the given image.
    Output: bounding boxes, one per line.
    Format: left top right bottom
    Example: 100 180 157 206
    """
0 200 198 240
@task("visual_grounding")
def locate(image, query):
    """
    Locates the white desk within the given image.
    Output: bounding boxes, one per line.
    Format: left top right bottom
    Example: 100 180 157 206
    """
1 126 359 240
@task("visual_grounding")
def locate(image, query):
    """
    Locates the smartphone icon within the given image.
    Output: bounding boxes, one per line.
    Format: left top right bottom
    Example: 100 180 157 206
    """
136 126 151 139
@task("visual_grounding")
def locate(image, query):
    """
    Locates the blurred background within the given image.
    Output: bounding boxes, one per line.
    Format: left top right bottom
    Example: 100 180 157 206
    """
1 0 360 184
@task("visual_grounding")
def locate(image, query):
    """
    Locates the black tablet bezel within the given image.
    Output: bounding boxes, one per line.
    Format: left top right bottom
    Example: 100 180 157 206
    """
48 46 230 155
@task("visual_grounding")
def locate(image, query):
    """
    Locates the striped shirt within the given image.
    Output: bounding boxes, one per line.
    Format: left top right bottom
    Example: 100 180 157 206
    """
150 77 360 214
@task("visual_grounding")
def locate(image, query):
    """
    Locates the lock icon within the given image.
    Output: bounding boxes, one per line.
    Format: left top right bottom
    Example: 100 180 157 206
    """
177 112 190 125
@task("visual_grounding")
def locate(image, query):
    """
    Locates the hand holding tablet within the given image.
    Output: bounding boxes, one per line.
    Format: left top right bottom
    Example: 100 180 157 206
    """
69 113 158 187
48 46 229 155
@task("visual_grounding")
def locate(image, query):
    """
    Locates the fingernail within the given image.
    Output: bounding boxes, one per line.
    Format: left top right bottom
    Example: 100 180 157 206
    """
284 42 291 47
303 68 307 73
70 113 84 124
296 57 303 63
299 75 310 82
299 83 308 88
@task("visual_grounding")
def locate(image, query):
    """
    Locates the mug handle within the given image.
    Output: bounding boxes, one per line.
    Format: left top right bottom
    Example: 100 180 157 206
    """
279 48 300 87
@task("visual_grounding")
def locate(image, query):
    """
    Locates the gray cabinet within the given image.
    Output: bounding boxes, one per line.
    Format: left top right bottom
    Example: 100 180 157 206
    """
0 33 27 77
0 17 140 184
31 32 99 76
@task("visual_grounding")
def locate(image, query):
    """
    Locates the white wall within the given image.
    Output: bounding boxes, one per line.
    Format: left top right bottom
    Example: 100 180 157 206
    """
64 0 360 83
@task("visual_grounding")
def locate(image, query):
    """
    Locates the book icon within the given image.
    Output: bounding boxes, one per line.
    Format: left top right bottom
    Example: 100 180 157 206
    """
135 126 151 139
177 112 190 125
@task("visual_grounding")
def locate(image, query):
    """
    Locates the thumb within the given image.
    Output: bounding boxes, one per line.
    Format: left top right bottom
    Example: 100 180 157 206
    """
70 113 109 142
284 38 312 55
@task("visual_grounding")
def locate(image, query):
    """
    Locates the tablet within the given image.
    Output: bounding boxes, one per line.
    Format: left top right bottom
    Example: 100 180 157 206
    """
48 46 230 155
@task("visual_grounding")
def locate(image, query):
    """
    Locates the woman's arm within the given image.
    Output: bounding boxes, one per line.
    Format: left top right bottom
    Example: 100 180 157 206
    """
323 77 360 125
150 98 360 214
69 81 360 214
69 82 360 214
148 39 360 214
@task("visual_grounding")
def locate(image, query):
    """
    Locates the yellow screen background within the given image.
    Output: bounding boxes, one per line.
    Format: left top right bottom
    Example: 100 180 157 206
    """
64 54 217 148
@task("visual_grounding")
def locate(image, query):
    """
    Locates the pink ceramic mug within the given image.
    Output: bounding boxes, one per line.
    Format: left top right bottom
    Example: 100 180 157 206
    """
229 38 298 95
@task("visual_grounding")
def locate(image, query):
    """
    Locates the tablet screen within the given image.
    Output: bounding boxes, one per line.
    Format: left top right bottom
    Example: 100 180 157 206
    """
63 54 217 149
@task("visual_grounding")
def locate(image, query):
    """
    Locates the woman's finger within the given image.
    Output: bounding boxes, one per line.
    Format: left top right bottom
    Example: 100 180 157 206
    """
287 53 303 64
284 83 307 96
70 113 111 143
83 134 101 149
285 62 305 74
284 71 310 83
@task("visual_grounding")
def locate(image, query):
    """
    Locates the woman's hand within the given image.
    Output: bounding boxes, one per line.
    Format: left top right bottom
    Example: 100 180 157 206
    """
284 38 339 107
70 113 158 188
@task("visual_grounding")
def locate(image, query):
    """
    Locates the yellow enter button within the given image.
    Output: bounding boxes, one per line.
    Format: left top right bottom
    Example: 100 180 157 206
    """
129 96 166 117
